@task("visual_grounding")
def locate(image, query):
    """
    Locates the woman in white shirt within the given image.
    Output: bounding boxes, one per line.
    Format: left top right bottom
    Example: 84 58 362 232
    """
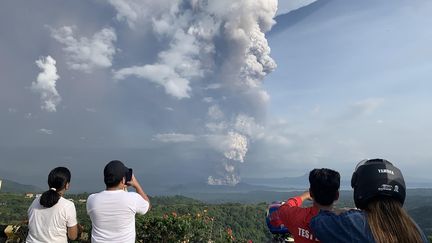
26 167 80 243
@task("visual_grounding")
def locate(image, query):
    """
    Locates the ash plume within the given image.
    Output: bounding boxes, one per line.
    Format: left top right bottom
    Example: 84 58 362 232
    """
109 0 278 185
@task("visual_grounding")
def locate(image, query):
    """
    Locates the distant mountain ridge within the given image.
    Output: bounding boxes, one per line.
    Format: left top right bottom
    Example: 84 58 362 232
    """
159 174 346 197
243 174 432 190
270 0 334 36
242 174 352 189
164 182 284 194
0 178 43 193
243 174 309 189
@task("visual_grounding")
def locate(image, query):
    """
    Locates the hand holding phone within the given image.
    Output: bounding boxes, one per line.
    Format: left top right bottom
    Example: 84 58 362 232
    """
125 168 133 184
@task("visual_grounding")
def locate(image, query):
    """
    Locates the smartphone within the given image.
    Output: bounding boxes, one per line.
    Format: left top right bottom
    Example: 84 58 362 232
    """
125 168 133 183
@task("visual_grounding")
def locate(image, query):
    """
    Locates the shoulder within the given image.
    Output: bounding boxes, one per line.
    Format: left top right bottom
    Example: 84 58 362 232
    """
59 197 76 209
128 192 150 214
127 192 149 206
316 208 364 218
87 192 96 200
311 209 365 227
310 209 373 243
86 191 106 207
28 197 41 211
127 192 146 202
30 197 40 206
87 191 105 200
336 209 365 221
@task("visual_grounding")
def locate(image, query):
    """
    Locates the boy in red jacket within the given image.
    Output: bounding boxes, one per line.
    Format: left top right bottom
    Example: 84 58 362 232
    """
271 168 340 243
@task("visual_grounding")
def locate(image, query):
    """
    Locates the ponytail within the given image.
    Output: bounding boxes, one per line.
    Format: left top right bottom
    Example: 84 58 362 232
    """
39 167 71 208
40 188 61 208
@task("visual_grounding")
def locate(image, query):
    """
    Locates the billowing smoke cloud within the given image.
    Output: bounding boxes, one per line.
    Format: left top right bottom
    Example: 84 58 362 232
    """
114 64 193 99
107 0 174 28
109 0 277 185
205 114 265 185
51 26 117 73
32 56 61 112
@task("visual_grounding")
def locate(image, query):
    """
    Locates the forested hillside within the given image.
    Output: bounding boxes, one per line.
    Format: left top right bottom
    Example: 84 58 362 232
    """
0 194 271 242
0 179 42 193
1 193 431 242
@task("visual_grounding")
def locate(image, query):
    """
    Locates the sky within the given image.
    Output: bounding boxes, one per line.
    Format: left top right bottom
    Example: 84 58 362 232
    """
1 0 432 192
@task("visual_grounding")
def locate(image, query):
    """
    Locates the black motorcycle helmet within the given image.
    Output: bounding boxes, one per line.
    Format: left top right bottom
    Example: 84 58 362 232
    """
351 158 406 209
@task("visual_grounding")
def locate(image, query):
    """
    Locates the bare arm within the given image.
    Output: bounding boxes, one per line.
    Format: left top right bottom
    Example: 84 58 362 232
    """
67 225 78 240
299 191 312 202
68 224 83 240
129 174 151 210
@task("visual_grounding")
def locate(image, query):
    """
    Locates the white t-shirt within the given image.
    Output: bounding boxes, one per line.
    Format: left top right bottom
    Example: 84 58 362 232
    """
26 196 77 243
86 190 150 243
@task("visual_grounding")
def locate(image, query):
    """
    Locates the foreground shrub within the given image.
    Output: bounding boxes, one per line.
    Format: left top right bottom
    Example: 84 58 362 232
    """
136 212 213 243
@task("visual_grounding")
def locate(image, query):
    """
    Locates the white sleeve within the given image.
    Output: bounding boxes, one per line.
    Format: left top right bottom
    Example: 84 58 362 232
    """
132 193 150 215
66 202 78 227
86 195 92 215
27 198 37 215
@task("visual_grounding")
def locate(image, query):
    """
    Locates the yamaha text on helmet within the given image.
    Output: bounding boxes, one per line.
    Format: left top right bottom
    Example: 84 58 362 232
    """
351 158 406 209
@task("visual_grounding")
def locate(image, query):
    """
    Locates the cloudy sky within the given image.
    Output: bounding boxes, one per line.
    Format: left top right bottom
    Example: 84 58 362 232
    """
1 0 432 192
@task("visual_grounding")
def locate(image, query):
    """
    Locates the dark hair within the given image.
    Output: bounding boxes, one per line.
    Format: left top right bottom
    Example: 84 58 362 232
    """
309 168 340 206
39 167 71 208
104 160 128 188
366 198 423 243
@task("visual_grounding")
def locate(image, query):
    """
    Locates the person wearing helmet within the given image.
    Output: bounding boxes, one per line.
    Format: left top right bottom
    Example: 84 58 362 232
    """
270 168 340 243
266 201 295 242
310 158 428 243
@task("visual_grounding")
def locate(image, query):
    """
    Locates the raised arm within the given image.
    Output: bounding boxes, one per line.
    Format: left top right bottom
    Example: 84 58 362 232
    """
129 174 151 210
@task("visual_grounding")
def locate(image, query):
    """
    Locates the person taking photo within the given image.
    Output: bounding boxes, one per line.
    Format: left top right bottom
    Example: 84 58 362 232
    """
86 160 150 243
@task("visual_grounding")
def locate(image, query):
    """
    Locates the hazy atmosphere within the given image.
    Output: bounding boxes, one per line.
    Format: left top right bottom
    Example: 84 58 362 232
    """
1 0 432 193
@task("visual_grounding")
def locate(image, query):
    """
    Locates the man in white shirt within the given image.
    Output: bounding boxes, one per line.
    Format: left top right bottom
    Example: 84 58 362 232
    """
86 160 151 243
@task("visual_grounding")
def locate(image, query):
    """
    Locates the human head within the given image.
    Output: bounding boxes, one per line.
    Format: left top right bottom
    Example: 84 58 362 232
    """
309 168 340 206
351 158 406 209
354 159 422 243
48 167 71 190
104 160 129 188
40 167 71 208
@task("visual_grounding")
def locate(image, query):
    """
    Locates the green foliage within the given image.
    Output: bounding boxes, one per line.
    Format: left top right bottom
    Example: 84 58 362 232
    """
143 200 271 242
150 195 203 205
3 192 429 242
1 193 271 242
136 213 213 242
0 193 32 224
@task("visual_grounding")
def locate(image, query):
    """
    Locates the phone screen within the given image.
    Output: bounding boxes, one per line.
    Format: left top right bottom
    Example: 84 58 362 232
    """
126 168 133 182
